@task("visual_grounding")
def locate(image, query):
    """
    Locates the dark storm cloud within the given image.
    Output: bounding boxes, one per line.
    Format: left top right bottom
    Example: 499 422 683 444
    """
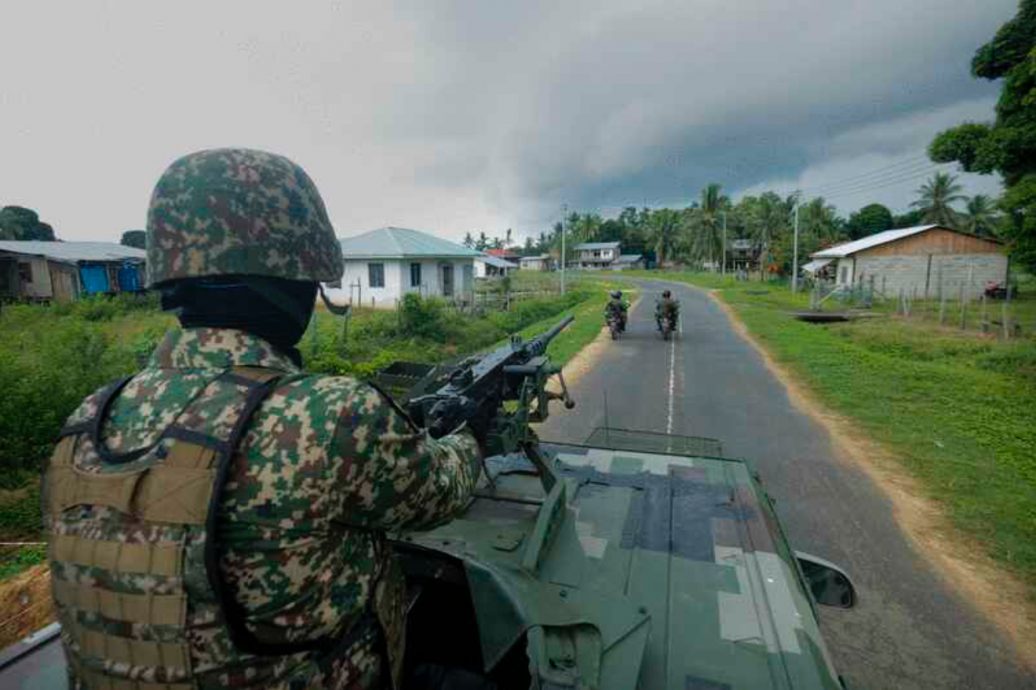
0 1 1017 240
394 0 1013 219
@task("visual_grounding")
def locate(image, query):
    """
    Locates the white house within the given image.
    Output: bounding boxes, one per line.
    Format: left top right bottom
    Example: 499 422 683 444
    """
474 254 518 278
519 254 553 271
336 227 481 308
810 225 1006 299
572 242 620 269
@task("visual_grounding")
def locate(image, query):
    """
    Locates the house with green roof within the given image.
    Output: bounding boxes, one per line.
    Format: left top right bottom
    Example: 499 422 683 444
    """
336 226 482 307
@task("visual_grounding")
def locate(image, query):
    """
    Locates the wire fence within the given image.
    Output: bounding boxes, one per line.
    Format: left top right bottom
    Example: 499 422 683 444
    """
806 276 1034 339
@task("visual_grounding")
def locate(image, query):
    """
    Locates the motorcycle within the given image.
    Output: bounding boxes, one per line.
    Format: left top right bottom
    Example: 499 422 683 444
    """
659 313 677 341
606 311 624 340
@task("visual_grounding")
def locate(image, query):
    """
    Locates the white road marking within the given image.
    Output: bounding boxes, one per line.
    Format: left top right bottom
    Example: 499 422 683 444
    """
665 314 680 434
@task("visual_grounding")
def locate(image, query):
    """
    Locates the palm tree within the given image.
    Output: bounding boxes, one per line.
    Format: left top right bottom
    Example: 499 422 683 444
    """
961 194 999 236
748 192 792 278
647 208 682 266
912 172 965 227
800 197 842 243
688 183 729 269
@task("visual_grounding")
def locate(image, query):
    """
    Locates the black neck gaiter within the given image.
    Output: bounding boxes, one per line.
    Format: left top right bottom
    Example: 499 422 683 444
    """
160 276 318 367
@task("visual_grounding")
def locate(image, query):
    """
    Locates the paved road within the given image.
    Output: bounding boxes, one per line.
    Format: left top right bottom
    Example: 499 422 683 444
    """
539 279 1033 690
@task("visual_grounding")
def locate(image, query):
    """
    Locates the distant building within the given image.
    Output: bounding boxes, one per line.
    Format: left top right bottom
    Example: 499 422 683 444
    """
474 253 517 278
0 241 146 303
519 254 553 271
572 241 620 269
611 254 644 270
336 226 481 308
486 247 522 263
810 225 1006 299
727 239 761 273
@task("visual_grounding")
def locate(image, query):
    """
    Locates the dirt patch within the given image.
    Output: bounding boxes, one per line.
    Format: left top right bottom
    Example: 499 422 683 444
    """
0 564 53 649
707 289 1036 672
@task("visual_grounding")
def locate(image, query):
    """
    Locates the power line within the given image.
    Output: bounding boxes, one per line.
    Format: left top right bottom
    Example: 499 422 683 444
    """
796 155 931 193
801 159 940 196
821 165 955 201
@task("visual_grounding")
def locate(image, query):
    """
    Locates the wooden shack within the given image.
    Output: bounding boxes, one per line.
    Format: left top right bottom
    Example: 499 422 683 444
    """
810 225 1006 299
0 241 146 303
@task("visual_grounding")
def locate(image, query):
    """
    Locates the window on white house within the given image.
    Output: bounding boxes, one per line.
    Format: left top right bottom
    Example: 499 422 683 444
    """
18 263 32 284
840 265 848 283
368 263 385 288
410 262 421 287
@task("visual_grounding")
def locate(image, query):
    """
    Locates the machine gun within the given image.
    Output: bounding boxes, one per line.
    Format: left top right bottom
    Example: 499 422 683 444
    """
375 317 576 488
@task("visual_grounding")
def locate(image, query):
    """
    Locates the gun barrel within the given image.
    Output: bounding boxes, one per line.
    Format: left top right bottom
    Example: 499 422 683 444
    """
526 315 574 356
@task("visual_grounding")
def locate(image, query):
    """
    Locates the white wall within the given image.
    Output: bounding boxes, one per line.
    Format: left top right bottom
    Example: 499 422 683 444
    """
835 258 855 287
342 259 403 308
341 257 475 307
854 253 1007 299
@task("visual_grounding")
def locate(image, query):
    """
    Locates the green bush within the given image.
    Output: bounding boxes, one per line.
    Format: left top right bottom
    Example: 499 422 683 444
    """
399 293 447 339
0 299 171 479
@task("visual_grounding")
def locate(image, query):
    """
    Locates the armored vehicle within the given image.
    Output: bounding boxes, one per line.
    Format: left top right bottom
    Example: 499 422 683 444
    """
0 318 854 689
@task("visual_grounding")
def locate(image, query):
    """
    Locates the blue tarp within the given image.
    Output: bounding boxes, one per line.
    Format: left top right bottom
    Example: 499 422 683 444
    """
117 263 141 292
79 265 109 294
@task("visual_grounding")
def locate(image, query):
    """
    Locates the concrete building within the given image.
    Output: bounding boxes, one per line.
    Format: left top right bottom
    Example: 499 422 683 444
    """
810 225 1006 299
336 226 481 308
0 241 146 303
474 254 517 278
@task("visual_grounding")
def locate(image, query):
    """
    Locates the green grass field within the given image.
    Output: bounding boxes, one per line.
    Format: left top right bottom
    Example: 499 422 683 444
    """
634 270 1036 594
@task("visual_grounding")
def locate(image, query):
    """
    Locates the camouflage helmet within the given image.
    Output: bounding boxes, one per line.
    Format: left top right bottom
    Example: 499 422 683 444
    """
146 148 344 287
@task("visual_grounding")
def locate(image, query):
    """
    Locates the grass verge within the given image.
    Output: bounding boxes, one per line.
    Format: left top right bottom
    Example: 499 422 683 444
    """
637 270 1036 594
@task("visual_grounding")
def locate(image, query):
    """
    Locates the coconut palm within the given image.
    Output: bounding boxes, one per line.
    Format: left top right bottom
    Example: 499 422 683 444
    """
912 172 965 227
748 192 792 277
800 197 842 243
647 208 682 266
688 183 729 269
961 194 999 236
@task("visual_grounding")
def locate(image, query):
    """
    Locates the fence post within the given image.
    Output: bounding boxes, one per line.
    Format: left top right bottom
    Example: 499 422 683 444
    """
959 283 966 330
1003 281 1012 339
981 294 989 333
939 294 946 325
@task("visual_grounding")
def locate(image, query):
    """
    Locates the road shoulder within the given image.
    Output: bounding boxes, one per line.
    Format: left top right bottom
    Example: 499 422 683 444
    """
704 287 1036 672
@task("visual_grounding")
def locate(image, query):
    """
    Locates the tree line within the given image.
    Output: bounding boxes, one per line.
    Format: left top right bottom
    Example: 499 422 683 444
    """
464 172 1000 275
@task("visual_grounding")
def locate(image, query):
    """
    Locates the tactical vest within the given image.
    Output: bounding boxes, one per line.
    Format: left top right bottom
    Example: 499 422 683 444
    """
42 367 389 689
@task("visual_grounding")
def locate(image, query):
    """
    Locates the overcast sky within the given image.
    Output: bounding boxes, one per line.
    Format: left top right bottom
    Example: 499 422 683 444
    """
0 1 1016 243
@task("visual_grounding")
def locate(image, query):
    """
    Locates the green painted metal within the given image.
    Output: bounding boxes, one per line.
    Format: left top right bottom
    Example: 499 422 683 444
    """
401 439 845 689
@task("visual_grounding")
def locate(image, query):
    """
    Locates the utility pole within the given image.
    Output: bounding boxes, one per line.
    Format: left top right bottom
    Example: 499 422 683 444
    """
721 211 727 278
560 204 567 295
791 197 800 293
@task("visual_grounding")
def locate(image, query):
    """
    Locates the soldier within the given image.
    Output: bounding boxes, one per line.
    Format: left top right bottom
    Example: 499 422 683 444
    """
655 289 679 332
41 149 483 689
604 289 628 332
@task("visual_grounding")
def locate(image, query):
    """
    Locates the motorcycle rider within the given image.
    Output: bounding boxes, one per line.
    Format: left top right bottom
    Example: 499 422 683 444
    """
605 289 629 332
655 289 679 332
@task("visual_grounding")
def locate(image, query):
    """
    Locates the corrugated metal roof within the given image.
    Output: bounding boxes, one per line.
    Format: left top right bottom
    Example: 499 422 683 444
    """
800 258 833 273
520 254 551 261
0 241 145 263
812 225 939 258
614 254 643 264
574 241 620 250
339 227 482 259
478 254 518 269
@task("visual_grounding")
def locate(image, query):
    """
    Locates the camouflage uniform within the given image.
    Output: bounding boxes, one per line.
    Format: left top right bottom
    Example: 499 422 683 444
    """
43 149 482 690
655 296 679 330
